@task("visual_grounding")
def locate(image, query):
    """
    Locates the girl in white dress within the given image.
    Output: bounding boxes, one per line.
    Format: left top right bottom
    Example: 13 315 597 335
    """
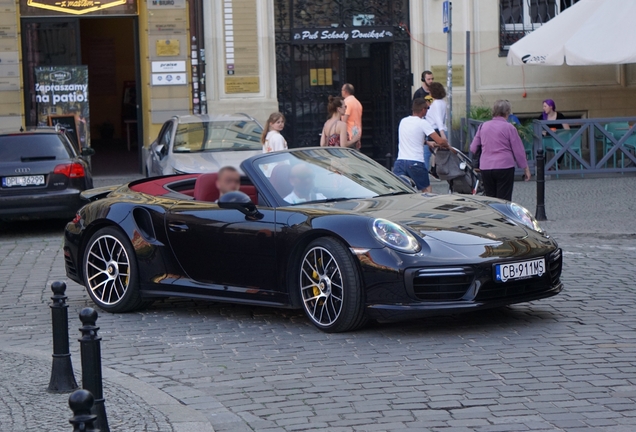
261 112 287 153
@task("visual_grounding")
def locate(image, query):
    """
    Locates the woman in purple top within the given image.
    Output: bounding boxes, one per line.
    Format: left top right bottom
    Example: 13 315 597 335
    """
539 99 570 131
470 100 531 201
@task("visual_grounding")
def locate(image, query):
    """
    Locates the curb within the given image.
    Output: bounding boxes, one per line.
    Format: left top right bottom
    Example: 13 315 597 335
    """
3 346 214 432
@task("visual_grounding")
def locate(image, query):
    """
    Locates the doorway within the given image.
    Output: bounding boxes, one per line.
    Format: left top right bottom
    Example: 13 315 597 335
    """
345 43 393 165
21 16 142 176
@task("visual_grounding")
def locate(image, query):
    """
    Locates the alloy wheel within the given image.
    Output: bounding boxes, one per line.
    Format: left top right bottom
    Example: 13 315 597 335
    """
300 246 344 327
85 234 131 305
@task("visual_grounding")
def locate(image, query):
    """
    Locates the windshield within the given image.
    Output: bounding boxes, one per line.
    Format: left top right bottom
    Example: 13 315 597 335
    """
0 134 74 162
253 148 415 205
173 120 263 153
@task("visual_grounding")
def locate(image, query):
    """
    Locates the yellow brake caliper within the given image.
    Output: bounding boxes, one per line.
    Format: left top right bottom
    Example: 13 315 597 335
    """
312 257 321 298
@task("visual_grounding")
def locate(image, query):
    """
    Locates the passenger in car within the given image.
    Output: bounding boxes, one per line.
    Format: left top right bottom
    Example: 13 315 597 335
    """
216 166 241 199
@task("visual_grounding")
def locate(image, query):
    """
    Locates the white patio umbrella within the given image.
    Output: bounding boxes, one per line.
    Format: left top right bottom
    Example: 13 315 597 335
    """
506 0 636 66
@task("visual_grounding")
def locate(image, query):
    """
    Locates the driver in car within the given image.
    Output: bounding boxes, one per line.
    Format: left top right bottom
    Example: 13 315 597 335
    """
216 166 241 199
284 164 326 204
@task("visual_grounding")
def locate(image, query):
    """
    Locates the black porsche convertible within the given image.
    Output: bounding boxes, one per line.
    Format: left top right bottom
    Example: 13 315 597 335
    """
64 147 562 332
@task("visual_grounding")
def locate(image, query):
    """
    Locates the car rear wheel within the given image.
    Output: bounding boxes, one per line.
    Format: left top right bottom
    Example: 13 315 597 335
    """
299 237 366 332
83 226 150 312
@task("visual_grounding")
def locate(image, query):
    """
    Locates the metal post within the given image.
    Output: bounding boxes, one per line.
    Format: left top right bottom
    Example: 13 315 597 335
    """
446 1 453 147
465 30 471 148
535 148 547 221
79 308 109 432
48 281 78 393
69 389 99 432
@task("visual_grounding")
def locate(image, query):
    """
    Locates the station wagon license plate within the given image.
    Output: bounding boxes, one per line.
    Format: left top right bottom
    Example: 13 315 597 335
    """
495 258 545 283
2 175 45 188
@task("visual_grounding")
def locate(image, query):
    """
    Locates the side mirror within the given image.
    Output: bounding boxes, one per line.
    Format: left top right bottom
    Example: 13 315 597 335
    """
218 191 263 220
80 147 95 157
155 144 165 158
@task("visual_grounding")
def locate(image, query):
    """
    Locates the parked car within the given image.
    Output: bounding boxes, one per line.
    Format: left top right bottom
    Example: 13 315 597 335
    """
145 113 264 176
0 128 94 221
64 147 562 333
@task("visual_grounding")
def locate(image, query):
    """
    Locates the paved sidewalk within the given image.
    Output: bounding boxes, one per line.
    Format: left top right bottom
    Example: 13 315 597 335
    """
0 230 213 431
0 348 177 431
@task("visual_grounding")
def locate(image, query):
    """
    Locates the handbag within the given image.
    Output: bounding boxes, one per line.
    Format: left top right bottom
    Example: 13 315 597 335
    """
434 148 465 180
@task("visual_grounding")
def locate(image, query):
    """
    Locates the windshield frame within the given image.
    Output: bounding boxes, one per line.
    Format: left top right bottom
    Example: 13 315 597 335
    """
243 147 416 208
171 119 263 154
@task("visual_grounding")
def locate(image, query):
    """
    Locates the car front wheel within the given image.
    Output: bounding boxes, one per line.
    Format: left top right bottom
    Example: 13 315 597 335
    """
299 237 366 332
82 226 150 312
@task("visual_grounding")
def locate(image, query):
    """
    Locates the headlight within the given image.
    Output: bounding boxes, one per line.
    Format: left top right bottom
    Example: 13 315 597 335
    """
507 203 543 233
371 218 421 253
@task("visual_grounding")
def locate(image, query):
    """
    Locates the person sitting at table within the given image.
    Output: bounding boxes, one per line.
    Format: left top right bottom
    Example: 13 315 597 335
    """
539 99 570 131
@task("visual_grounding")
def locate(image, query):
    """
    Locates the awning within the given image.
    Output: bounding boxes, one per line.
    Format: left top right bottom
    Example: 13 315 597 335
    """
506 0 636 66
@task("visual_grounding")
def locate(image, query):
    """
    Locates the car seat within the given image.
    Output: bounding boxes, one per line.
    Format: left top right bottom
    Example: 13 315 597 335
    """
193 173 220 202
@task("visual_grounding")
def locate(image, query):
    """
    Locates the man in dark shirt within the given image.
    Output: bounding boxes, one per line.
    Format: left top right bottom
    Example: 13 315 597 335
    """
413 70 434 101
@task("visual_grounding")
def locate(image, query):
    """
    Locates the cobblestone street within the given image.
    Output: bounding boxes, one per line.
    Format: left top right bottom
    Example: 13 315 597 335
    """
0 176 635 431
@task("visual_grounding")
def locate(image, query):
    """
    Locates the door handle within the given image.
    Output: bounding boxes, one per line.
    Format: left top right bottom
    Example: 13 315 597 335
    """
168 222 189 232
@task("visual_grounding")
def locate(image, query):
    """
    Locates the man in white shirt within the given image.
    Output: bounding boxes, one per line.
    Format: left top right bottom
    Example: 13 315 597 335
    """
393 98 448 192
284 164 326 204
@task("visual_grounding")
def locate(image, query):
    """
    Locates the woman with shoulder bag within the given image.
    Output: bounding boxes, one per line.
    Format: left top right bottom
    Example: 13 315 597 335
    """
469 100 530 201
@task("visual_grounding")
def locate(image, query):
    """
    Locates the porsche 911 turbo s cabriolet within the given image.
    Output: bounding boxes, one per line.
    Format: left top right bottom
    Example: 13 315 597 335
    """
64 147 562 332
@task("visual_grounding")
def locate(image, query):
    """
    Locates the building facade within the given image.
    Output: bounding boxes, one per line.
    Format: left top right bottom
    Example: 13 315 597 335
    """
2 0 634 173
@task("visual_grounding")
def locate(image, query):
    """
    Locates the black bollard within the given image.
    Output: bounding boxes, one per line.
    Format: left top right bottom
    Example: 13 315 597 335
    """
48 281 79 393
79 308 109 432
69 389 99 432
535 148 547 221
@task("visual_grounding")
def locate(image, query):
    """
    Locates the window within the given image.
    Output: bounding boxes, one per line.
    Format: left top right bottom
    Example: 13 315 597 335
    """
499 0 580 55
0 134 73 162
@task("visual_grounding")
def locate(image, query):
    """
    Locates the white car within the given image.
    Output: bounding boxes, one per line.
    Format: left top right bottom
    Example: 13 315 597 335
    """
145 114 264 176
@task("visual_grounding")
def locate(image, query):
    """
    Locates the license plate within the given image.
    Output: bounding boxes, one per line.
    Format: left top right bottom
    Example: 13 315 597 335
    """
495 258 545 283
2 175 45 188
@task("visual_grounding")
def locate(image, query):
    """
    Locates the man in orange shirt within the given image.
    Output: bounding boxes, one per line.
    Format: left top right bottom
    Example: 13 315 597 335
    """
341 83 363 149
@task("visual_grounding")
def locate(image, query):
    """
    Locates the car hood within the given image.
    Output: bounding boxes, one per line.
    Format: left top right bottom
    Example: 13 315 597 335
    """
169 150 261 174
303 193 532 245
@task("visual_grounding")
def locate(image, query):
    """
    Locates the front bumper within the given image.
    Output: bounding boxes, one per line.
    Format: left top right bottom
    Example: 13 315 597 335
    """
358 246 563 323
366 281 563 322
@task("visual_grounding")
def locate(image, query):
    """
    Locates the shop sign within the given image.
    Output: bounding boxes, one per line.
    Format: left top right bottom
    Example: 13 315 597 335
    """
431 65 465 87
309 68 332 86
292 27 394 44
147 0 185 9
26 0 126 15
152 60 186 73
152 73 186 86
34 66 90 149
156 39 180 57
225 76 260 94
